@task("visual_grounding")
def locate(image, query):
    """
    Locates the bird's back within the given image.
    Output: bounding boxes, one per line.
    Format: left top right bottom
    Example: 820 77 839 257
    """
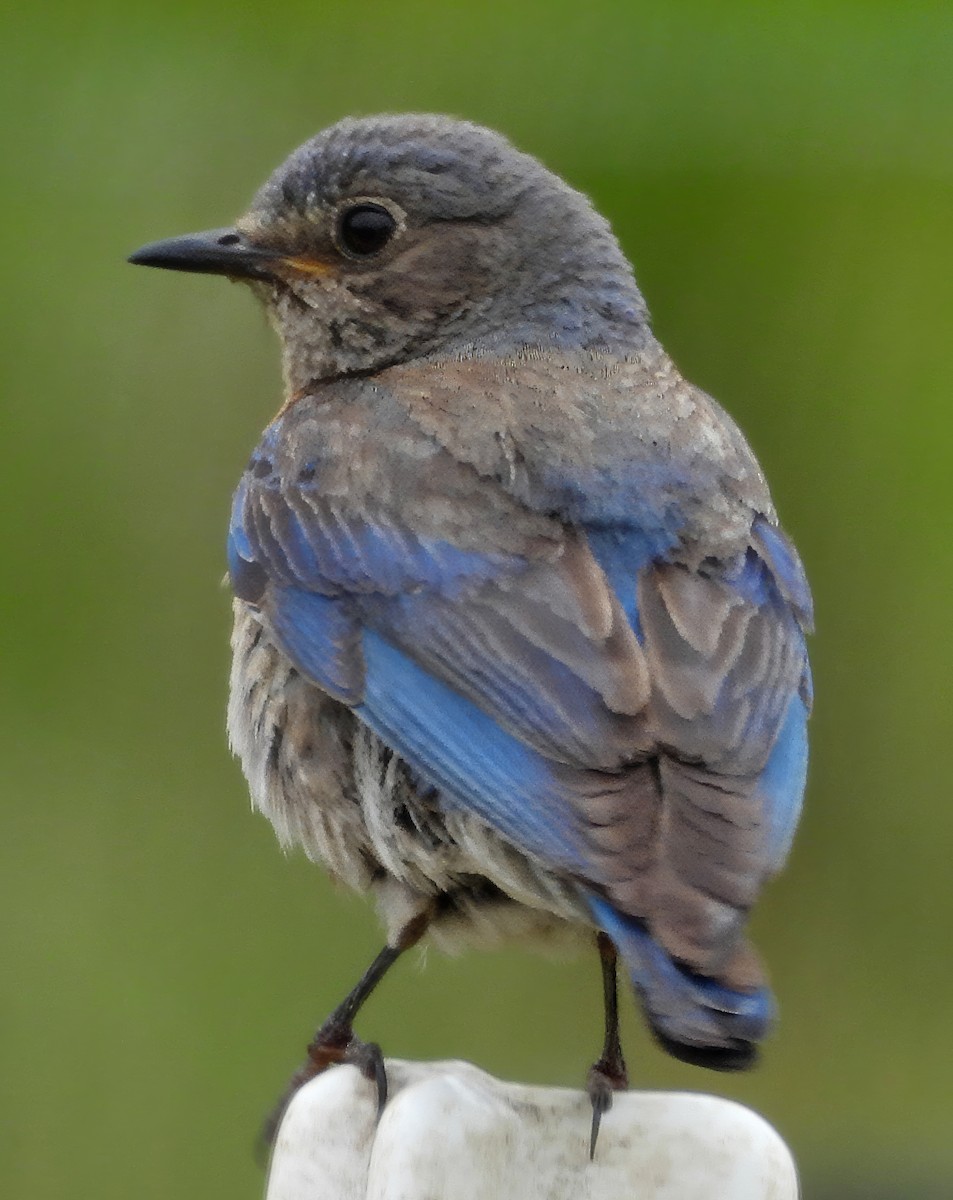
226 343 812 1063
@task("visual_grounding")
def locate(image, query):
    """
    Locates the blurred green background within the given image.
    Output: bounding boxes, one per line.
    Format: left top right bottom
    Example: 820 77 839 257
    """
3 1 952 1196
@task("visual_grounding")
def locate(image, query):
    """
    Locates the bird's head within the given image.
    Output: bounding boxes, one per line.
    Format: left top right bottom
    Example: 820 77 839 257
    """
130 114 650 390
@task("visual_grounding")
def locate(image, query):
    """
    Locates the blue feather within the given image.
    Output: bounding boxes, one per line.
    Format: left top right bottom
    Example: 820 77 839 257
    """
585 524 670 640
759 693 810 868
230 474 516 598
586 895 774 1049
356 628 587 871
751 516 814 627
227 478 255 569
269 587 362 704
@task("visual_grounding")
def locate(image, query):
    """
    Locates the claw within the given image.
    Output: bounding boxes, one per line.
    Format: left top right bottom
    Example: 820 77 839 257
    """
346 1038 388 1117
587 1063 625 1159
260 1028 390 1157
587 1072 611 1159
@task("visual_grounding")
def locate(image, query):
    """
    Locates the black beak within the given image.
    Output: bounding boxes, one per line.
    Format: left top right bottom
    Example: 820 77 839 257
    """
127 228 280 281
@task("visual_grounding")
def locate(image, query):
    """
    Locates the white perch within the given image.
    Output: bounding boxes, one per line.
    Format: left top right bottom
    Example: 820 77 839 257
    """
265 1059 799 1200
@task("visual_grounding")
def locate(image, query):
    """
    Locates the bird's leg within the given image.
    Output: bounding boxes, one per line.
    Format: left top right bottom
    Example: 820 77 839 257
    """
586 931 629 1159
261 912 429 1149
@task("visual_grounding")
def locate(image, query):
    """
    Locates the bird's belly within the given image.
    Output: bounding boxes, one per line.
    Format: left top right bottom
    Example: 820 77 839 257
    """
227 602 589 951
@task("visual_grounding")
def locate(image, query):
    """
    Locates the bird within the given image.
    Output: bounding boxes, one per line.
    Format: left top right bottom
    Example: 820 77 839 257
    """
129 113 812 1154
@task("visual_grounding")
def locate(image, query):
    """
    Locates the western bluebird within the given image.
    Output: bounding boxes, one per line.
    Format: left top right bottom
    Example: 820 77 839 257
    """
130 114 812 1152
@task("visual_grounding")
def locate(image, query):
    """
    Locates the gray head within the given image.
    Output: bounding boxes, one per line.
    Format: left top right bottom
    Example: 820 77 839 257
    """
130 114 652 389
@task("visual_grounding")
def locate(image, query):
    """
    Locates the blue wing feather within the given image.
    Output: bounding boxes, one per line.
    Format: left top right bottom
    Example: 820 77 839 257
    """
585 525 670 639
268 587 363 704
356 628 587 870
232 474 516 599
229 446 811 1058
758 692 810 868
751 515 814 629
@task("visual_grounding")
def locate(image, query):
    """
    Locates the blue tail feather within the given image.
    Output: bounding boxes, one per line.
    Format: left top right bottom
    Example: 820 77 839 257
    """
587 895 774 1068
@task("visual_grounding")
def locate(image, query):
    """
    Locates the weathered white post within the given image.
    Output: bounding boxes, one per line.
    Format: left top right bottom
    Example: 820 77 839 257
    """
265 1060 799 1200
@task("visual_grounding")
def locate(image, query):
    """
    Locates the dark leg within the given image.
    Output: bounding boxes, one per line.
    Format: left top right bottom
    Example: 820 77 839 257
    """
260 912 429 1150
586 931 629 1159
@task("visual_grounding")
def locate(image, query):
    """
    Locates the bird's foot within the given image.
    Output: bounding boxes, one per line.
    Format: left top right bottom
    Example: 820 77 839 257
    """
340 1036 388 1115
259 1019 387 1155
306 1015 387 1110
586 1054 628 1160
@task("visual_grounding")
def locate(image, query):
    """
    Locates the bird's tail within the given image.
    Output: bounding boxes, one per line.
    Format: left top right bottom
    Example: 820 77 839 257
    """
587 896 774 1070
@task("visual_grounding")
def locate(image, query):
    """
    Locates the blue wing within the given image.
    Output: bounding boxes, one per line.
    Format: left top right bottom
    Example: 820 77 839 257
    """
230 410 811 1061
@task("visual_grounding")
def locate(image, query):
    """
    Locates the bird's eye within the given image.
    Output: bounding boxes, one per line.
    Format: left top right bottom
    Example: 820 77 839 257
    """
337 203 397 257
